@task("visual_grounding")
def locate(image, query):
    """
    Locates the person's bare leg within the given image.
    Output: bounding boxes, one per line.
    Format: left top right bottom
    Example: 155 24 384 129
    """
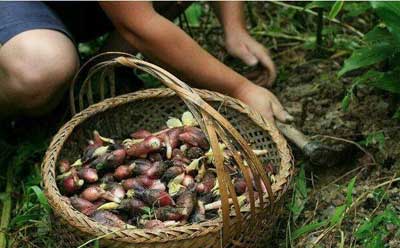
0 29 79 117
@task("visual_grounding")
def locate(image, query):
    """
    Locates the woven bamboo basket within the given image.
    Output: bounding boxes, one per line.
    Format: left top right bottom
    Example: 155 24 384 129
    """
42 54 293 248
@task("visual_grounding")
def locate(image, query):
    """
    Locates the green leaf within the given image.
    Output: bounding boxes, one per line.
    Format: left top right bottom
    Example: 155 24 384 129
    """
355 206 400 246
363 131 386 151
353 70 400 94
29 186 50 212
296 166 308 198
338 42 396 76
341 94 351 112
184 3 202 27
329 205 346 225
10 214 43 227
393 108 400 120
339 25 400 77
346 177 356 207
364 71 400 94
371 2 400 43
292 220 328 240
328 0 344 19
343 3 371 17
364 26 395 44
289 165 308 222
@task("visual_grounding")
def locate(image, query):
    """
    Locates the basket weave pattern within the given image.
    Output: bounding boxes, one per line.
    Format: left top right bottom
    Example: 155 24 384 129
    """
42 57 293 248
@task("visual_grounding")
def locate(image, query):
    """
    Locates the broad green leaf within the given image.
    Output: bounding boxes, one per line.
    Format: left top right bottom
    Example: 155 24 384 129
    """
339 25 400 77
338 42 396 76
346 177 356 207
364 26 396 44
354 70 400 94
365 72 400 94
292 220 328 240
184 3 202 27
371 2 400 43
343 3 371 17
328 0 344 19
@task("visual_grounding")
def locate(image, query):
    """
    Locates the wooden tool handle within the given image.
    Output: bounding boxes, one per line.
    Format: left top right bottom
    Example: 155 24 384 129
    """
276 122 310 150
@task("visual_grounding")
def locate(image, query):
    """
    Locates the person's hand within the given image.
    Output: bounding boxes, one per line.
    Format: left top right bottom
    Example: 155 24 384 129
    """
225 29 276 87
232 81 293 124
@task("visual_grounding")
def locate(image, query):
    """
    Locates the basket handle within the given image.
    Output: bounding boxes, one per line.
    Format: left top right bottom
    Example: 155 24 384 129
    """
69 52 136 116
71 54 275 245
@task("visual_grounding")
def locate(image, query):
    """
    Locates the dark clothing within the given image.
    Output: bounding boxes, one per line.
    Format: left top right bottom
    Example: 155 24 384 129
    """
0 1 113 45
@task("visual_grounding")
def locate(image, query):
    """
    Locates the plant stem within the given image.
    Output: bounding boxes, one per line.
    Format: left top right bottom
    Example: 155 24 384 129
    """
250 30 307 42
316 8 324 56
0 166 13 248
271 1 364 38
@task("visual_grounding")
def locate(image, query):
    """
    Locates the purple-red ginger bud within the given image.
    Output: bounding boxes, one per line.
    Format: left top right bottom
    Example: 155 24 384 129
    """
182 175 195 188
234 178 247 195
178 127 209 150
126 136 161 157
130 129 152 139
155 206 185 221
63 176 83 194
70 196 95 216
114 164 133 180
90 210 126 228
145 161 168 179
78 167 98 183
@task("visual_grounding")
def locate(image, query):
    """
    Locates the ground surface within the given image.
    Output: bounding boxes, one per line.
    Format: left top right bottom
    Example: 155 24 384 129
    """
187 2 400 247
1 2 399 248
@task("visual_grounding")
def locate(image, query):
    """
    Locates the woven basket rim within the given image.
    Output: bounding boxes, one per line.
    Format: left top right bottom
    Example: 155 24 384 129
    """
42 88 294 243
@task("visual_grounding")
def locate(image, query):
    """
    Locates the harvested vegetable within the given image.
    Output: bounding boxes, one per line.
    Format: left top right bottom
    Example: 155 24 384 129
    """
91 210 126 228
126 136 162 157
78 167 98 183
57 111 276 229
81 186 121 203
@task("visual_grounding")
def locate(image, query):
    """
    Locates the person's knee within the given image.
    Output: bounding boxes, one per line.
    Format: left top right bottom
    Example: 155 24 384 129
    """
10 56 77 113
2 37 79 114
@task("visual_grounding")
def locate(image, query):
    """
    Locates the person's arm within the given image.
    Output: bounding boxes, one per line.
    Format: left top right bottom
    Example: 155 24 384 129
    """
212 2 276 87
99 2 291 122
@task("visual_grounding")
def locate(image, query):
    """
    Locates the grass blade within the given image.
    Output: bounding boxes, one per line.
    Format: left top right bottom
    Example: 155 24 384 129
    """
0 166 14 248
292 220 328 240
29 186 50 212
328 0 344 19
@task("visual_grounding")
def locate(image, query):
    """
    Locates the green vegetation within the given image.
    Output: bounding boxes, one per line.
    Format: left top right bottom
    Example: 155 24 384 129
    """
339 2 400 112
